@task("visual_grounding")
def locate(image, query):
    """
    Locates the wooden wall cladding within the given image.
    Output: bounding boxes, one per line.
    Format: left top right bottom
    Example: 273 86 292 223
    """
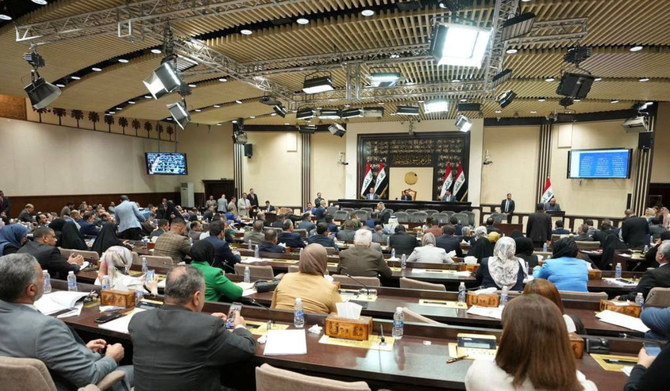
0 95 27 121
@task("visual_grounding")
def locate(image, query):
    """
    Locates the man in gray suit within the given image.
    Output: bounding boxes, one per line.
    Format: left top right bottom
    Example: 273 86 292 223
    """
336 220 357 242
0 253 130 391
114 195 145 240
337 229 392 278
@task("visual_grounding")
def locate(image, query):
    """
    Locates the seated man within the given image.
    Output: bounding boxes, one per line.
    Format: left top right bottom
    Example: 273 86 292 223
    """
640 306 670 340
153 218 191 264
150 219 169 238
188 221 203 243
485 217 500 234
277 219 306 249
18 203 34 223
202 220 240 270
0 253 131 391
389 225 417 257
129 266 255 391
371 224 388 244
264 200 275 213
79 211 100 237
297 213 316 232
424 217 443 238
436 224 464 257
544 197 561 212
573 224 593 241
325 215 339 234
337 229 392 278
243 220 265 245
307 223 339 251
258 229 286 253
336 220 357 242
552 220 571 235
619 241 670 301
17 226 83 279
449 216 463 236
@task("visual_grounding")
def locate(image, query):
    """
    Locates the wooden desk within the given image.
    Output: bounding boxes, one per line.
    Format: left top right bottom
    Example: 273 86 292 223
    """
335 199 472 213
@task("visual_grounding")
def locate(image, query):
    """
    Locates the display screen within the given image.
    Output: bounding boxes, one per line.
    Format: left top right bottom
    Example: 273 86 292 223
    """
567 149 631 179
145 152 188 175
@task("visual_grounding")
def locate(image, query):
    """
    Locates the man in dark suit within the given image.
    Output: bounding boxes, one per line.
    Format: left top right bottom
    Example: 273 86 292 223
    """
312 200 326 221
526 203 552 249
593 220 617 247
442 190 456 202
366 187 378 200
0 190 10 223
619 241 670 301
17 227 83 279
278 219 306 248
314 192 324 206
246 188 259 217
376 202 391 224
307 223 339 251
552 220 570 235
401 189 412 201
485 217 500 234
573 224 593 241
297 213 316 232
17 203 34 223
337 229 392 278
129 265 256 391
389 225 417 256
436 225 464 257
202 221 241 270
500 193 515 223
622 209 651 249
336 220 357 242
264 201 275 212
258 229 286 253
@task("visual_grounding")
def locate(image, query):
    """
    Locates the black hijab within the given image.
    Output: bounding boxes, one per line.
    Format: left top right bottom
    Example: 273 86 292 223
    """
190 240 215 266
91 223 123 255
468 237 494 261
514 237 534 256
60 221 88 250
48 218 65 232
552 237 579 259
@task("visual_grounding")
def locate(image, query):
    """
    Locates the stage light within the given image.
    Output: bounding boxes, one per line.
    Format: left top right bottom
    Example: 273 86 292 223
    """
556 72 595 99
318 109 341 119
423 99 449 113
233 119 248 144
273 105 287 117
167 100 190 130
143 58 183 99
24 77 61 109
492 69 513 87
296 108 315 120
395 106 420 116
302 75 334 94
298 125 317 134
501 12 535 41
430 23 491 67
341 108 363 118
564 46 592 65
455 114 472 132
368 72 401 87
497 90 516 108
328 123 346 137
457 103 481 112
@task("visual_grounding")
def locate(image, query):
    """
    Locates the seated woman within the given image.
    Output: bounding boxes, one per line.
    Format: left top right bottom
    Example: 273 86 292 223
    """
60 220 89 250
406 233 454 264
475 237 525 291
272 243 342 314
467 226 494 261
96 246 157 295
514 236 539 270
624 339 670 391
533 238 589 292
189 240 243 302
0 224 28 255
524 278 585 334
465 294 597 391
91 222 129 255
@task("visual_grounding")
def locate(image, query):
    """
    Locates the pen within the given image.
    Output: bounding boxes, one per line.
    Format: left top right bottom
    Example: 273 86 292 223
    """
603 359 637 365
447 355 468 363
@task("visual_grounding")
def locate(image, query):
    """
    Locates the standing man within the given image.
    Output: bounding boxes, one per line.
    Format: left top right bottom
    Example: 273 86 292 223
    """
0 190 10 223
366 188 378 200
377 202 391 224
622 209 651 249
60 201 75 217
205 195 217 210
314 192 324 206
526 203 552 249
114 195 146 240
129 266 255 391
238 192 250 218
18 203 35 223
442 190 456 202
247 188 259 217
500 193 515 223
216 194 227 214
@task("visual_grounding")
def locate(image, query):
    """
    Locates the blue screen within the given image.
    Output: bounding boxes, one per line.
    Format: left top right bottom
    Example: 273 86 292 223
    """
568 149 630 179
146 153 187 175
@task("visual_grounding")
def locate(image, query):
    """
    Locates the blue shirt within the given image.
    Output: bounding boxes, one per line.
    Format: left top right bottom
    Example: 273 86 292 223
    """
533 256 589 292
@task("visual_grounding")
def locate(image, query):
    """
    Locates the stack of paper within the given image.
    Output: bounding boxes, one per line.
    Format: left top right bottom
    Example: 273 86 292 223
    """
35 291 89 315
596 310 650 332
98 308 146 334
467 305 503 320
241 257 264 264
263 329 307 356
603 278 637 287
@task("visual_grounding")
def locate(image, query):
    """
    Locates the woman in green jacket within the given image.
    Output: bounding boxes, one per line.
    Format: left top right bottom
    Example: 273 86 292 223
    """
190 240 243 301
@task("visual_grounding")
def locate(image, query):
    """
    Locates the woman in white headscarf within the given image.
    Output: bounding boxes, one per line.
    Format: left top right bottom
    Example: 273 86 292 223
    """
475 236 525 291
96 246 157 294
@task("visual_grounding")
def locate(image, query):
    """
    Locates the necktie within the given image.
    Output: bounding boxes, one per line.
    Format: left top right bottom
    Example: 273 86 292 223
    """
505 200 509 212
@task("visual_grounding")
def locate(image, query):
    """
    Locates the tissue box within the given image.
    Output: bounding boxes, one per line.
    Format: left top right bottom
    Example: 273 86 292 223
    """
100 289 136 308
599 300 641 318
467 292 499 307
588 269 602 280
459 263 480 273
569 333 584 359
324 315 373 341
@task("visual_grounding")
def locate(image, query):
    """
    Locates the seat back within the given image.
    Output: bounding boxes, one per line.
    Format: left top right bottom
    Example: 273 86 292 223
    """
331 274 381 287
575 241 600 250
432 213 450 224
294 229 308 240
559 290 607 301
393 212 410 223
333 211 350 221
489 213 505 224
255 363 370 391
410 212 428 223
399 277 446 291
463 211 476 226
59 248 100 262
234 263 275 279
451 213 469 225
142 255 174 267
288 265 300 273
401 307 443 325
360 207 374 214
405 209 419 214
0 356 57 391
341 208 355 213
326 206 339 216
424 209 439 216
352 210 369 221
646 287 670 307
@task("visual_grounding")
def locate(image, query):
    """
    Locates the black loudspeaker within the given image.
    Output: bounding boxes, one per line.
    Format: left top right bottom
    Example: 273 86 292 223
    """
639 132 654 150
244 144 253 158
556 73 595 99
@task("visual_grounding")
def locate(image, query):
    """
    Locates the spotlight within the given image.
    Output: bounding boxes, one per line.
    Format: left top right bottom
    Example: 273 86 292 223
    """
296 108 315 120
492 69 513 87
302 75 334 94
564 46 592 66
167 100 190 130
23 52 45 68
556 72 595 99
438 0 467 11
298 125 317 134
424 99 449 113
395 106 420 116
143 57 183 99
318 109 341 119
273 105 287 117
559 97 574 108
362 107 384 118
457 103 481 112
431 23 491 67
368 72 402 87
497 90 516 108
233 119 248 144
24 77 61 109
501 12 536 41
341 108 363 118
455 114 472 132
328 123 346 137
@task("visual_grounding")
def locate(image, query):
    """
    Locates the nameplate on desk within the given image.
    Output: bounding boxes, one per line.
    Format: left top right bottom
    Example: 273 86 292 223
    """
269 259 299 264
418 299 467 309
245 320 289 336
591 353 639 372
318 334 394 351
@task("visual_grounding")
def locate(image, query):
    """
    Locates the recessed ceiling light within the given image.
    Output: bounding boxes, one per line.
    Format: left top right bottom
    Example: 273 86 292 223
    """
250 116 256 119
390 54 400 59
0 14 12 21
70 75 80 80
459 98 467 102
108 111 115 115
144 95 152 99
115 107 122 111
128 100 136 104
506 48 518 54
32 0 47 5
151 48 161 54
545 77 555 82
271 113 277 116
240 29 253 35
495 110 502 113
530 110 537 114
452 79 461 83
610 99 619 104
91 67 102 72
235 100 243 104
538 98 546 102
378 102 384 105
232 120 238 124
194 109 202 112
594 77 602 81
55 83 65 88
218 77 228 82
344 104 351 108
118 58 129 63
188 83 197 88
639 77 649 82
297 18 309 25
217 123 223 126
574 99 581 102
521 0 532 2
361 9 375 17
630 45 643 52
213 104 221 108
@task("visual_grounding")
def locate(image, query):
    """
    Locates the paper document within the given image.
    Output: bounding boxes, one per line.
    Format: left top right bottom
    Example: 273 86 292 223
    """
263 329 307 356
35 291 89 315
241 257 264 264
603 278 637 287
467 305 503 320
596 310 650 332
97 308 146 334
56 302 83 318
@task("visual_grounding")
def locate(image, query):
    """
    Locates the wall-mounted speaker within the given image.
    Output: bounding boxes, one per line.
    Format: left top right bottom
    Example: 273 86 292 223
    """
244 144 253 158
638 132 654 150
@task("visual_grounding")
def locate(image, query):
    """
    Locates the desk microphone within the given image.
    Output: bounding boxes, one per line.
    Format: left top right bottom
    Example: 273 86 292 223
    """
249 298 273 330
345 273 370 295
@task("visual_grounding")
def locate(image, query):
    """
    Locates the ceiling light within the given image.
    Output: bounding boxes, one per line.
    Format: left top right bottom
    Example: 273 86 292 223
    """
143 60 182 99
495 110 502 113
296 108 315 120
396 106 420 116
368 72 401 87
639 77 649 82
273 105 287 117
270 113 276 116
530 110 537 114
502 12 536 41
452 79 461 83
363 107 384 118
194 109 202 112
213 104 221 108
459 98 467 102
630 45 643 52
144 95 152 99
328 123 346 137
235 100 243 104
319 109 341 119
115 107 122 111
284 122 290 125
217 123 222 126
24 77 61 109
188 83 196 88
32 0 48 4
378 102 384 105
127 101 135 105
424 99 449 113
118 58 129 63
55 83 65 88
232 120 238 124
492 69 513 87
302 75 334 94
107 111 115 115
240 29 253 35
455 114 472 132
167 100 190 130
506 48 518 54
70 75 80 80
545 77 555 82
390 54 400 59
151 48 162 54
611 99 619 104
297 18 309 25
538 98 546 102
218 77 228 82
341 108 363 118
594 77 602 81
91 67 102 72
497 90 516 108
430 23 491 67
0 14 12 21
344 104 351 108
556 72 595 99
249 116 256 119
361 9 375 17
574 99 581 102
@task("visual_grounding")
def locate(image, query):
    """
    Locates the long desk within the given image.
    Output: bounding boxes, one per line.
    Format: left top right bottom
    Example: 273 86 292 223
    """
336 199 472 213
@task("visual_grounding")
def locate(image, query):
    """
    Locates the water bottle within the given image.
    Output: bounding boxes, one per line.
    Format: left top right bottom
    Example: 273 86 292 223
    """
43 270 52 294
635 292 644 306
387 236 390 247
67 271 77 291
300 247 303 257
189 237 193 246
107 258 115 286
101 275 111 290
391 248 396 259
615 263 622 279
141 256 148 275
248 240 252 250
135 289 144 304
524 261 530 276
401 254 407 270
458 282 466 304
146 269 155 283
294 297 305 328
542 242 548 252
244 266 251 283
500 286 509 307
254 244 260 258
644 245 649 253
392 307 404 340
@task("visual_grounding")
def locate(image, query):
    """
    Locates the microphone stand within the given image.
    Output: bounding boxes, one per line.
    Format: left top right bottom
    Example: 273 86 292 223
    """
249 298 273 331
345 273 370 295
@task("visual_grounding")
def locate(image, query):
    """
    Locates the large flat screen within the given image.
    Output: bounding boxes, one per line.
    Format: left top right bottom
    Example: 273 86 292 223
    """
567 148 631 179
145 152 188 175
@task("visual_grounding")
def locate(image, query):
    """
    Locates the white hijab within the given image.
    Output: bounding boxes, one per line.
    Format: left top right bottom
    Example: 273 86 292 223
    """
488 237 521 288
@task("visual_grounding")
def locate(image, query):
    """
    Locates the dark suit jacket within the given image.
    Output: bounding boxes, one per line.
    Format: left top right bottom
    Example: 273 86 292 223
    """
18 210 33 222
620 264 670 301
401 195 412 201
500 199 515 214
526 212 552 243
298 221 316 232
593 229 616 247
573 234 593 241
247 193 259 208
307 234 338 251
389 232 417 256
203 236 240 270
622 216 651 248
625 340 670 391
312 206 326 221
337 246 392 278
17 240 79 279
436 235 463 257
278 231 305 248
486 225 500 234
258 241 285 253
129 305 256 391
378 208 391 224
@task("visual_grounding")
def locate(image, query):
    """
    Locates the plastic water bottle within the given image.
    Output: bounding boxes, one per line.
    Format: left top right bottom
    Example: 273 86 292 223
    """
248 240 252 250
244 266 251 283
387 236 390 247
542 242 548 252
458 282 466 304
67 271 77 291
254 244 260 258
300 247 303 256
43 270 52 294
101 276 111 290
392 307 404 340
189 237 193 246
141 256 148 275
500 286 509 307
401 254 407 270
107 258 115 286
644 244 649 253
524 261 530 276
615 263 622 279
391 248 396 259
635 292 644 306
294 297 305 328
135 289 144 303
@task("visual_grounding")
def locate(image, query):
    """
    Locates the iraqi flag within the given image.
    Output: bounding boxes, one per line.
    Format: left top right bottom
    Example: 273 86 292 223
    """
452 162 466 200
374 161 388 198
540 177 554 204
439 163 453 198
360 161 374 198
